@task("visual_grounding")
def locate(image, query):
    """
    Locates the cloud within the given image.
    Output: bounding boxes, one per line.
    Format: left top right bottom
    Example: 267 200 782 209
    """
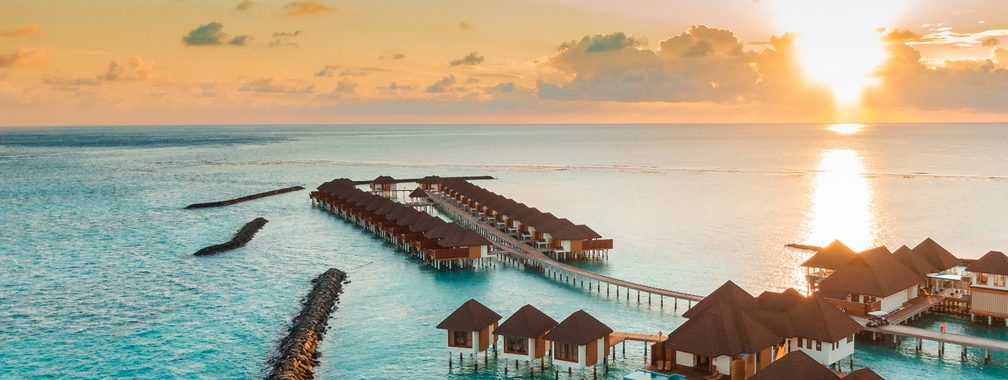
489 82 515 94
391 53 405 60
863 39 1008 112
0 47 47 68
908 26 1008 48
458 22 473 32
425 75 456 93
314 65 340 77
273 30 303 37
335 79 357 93
236 0 254 11
981 37 1000 47
449 52 484 66
99 56 159 81
239 78 315 94
539 27 762 103
376 81 414 95
2 26 41 38
997 48 1008 68
182 22 252 46
284 1 334 16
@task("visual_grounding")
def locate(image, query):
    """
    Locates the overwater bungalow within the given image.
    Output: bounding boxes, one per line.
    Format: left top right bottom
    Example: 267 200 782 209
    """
495 304 558 364
370 175 397 197
652 281 861 378
801 240 857 293
816 247 923 315
437 299 502 358
428 229 492 262
749 351 882 380
911 238 966 293
965 251 1008 325
418 175 442 191
544 310 613 373
408 187 428 202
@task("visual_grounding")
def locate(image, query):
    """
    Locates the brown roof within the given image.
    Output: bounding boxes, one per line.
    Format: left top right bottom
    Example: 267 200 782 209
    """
437 230 491 248
317 178 355 192
663 302 780 358
893 245 938 276
418 175 441 184
842 368 884 380
755 288 805 312
409 216 446 232
424 223 466 240
372 175 396 184
817 246 923 298
544 310 613 345
408 187 428 198
781 296 863 342
911 238 960 271
683 281 756 319
494 304 559 339
550 224 602 240
436 299 501 331
750 351 842 380
801 240 857 270
965 251 1008 276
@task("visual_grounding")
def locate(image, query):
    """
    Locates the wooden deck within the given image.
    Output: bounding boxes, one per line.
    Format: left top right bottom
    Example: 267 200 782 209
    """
428 190 705 303
884 295 946 325
610 332 667 346
854 316 1008 352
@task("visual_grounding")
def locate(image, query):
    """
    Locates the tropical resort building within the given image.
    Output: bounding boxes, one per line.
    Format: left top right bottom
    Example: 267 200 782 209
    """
652 281 862 379
911 238 967 294
437 299 501 361
544 310 614 374
435 178 613 260
309 177 493 269
494 304 558 365
965 251 1008 325
749 351 882 380
801 240 858 294
815 246 922 315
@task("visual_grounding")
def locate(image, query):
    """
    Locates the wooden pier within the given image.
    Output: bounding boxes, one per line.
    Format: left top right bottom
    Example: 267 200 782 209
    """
855 315 1008 360
428 190 704 308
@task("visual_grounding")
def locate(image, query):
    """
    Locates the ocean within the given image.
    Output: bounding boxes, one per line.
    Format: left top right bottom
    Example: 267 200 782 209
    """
1 124 1007 379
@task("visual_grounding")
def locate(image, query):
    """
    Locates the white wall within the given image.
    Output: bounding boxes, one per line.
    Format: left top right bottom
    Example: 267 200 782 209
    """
880 288 912 313
970 272 1008 291
713 355 731 375
787 336 854 366
675 351 695 367
446 330 480 355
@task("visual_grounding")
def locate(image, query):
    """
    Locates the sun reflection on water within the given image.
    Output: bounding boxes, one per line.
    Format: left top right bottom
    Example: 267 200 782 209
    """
827 123 865 135
803 149 878 251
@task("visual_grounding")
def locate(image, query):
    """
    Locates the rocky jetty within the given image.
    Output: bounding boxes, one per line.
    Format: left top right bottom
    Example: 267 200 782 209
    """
184 186 304 209
193 217 268 256
785 243 821 251
265 268 348 380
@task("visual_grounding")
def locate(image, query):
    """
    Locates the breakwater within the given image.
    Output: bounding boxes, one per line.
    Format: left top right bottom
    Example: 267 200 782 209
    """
265 268 348 380
193 217 268 256
184 186 304 209
785 243 821 251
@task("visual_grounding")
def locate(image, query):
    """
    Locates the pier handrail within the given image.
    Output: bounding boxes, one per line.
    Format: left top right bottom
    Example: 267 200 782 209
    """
428 191 704 302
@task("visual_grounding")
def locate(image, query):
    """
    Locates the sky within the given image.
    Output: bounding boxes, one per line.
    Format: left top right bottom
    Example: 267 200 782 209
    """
1 0 1007 126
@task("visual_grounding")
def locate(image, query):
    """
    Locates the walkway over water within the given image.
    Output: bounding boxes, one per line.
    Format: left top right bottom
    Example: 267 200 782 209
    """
854 315 1008 355
428 190 705 305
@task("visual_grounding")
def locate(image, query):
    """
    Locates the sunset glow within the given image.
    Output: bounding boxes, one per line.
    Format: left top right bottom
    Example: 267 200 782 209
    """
804 149 877 251
770 0 911 104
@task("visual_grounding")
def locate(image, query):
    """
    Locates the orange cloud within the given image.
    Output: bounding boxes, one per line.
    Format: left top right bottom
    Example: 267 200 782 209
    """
236 0 254 11
100 56 160 81
1 26 41 38
0 47 47 68
283 1 334 16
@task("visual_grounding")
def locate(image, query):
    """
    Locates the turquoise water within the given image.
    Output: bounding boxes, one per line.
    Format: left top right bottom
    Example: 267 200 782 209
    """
2 124 1008 379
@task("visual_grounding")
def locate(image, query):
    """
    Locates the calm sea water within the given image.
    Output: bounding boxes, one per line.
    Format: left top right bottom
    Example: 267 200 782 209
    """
1 124 1008 379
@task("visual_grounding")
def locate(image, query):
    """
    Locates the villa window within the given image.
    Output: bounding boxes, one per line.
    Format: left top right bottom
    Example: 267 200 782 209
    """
806 339 812 349
997 275 1006 287
556 343 578 362
504 336 528 355
797 337 804 348
449 330 471 348
816 341 822 351
979 273 989 285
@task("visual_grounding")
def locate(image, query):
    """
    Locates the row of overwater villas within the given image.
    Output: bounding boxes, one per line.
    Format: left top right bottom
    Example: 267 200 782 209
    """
439 282 882 380
427 176 614 260
310 178 494 266
802 238 1008 322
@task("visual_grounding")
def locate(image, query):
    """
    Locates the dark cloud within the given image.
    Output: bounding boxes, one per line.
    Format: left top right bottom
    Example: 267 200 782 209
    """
449 52 484 66
273 30 303 38
335 79 357 93
236 0 254 11
314 65 340 77
182 22 251 46
490 82 515 94
376 81 415 95
391 53 405 60
284 1 334 16
425 75 456 93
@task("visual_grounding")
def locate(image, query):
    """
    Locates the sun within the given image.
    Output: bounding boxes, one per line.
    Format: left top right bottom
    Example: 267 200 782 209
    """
769 0 910 104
